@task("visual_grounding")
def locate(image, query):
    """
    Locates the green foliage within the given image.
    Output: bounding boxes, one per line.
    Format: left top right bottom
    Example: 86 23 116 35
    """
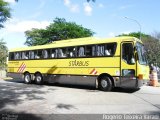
0 0 11 28
118 32 160 67
25 18 95 46
25 29 49 46
143 37 160 66
0 39 8 68
87 0 95 2
117 32 150 39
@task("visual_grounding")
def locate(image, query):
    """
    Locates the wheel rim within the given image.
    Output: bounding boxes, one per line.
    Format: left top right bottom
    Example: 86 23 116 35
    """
36 76 42 82
25 75 30 83
101 79 108 88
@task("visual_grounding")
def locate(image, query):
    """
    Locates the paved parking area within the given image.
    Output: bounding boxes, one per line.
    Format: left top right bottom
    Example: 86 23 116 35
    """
0 79 160 119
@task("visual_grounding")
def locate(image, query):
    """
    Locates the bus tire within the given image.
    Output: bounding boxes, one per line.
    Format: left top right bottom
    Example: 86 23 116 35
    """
98 76 112 91
24 73 31 84
35 73 43 85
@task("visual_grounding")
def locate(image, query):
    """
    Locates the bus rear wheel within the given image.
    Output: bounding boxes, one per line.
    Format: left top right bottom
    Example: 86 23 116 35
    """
98 76 112 91
35 73 43 85
24 73 31 84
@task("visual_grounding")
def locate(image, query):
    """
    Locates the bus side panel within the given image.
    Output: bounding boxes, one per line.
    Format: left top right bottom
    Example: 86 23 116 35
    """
44 74 97 87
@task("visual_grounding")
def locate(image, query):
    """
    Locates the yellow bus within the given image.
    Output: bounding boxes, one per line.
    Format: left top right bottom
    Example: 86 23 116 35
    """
7 36 149 91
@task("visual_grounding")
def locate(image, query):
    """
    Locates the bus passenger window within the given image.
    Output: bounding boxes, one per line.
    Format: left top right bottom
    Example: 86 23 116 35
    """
67 47 76 57
47 49 51 58
51 49 59 58
78 46 85 57
97 45 104 56
105 43 117 56
51 49 55 58
14 52 21 59
86 46 92 57
9 52 14 60
122 43 135 64
22 52 29 59
35 50 41 59
92 46 96 56
58 48 67 58
43 50 48 58
105 49 111 56
29 51 35 59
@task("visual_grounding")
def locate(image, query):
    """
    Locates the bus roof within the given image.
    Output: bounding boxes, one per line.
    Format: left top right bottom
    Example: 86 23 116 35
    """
10 36 141 52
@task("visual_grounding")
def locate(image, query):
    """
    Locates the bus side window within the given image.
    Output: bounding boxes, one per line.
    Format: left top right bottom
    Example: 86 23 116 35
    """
92 45 96 56
22 52 29 59
47 49 51 58
67 47 76 57
58 48 66 58
9 52 14 60
43 50 48 59
35 50 42 59
14 52 21 60
104 43 117 56
29 51 35 59
86 45 92 57
97 45 104 56
122 43 135 64
105 49 111 56
51 49 58 58
78 46 85 57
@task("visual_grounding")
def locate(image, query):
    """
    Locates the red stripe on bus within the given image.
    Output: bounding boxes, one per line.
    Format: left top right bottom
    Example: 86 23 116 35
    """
89 68 96 74
17 62 24 72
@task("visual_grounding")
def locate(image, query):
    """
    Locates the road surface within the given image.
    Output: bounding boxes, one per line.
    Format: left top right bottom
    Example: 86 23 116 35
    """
0 79 160 120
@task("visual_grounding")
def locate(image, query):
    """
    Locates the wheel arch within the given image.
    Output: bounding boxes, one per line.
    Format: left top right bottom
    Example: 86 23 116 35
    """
23 71 30 75
34 71 42 76
97 73 115 88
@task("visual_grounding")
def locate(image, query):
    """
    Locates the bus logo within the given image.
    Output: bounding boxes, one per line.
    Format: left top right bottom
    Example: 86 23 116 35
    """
90 68 98 75
17 62 26 73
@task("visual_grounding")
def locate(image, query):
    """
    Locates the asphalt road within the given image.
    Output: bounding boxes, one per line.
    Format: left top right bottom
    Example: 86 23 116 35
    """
0 79 160 120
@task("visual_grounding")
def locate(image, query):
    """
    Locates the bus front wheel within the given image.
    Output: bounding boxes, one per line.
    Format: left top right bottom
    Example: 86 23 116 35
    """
35 73 43 85
24 73 31 84
98 76 112 91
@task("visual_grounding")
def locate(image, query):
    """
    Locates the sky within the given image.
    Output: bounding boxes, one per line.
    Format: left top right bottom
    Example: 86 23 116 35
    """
1 0 160 50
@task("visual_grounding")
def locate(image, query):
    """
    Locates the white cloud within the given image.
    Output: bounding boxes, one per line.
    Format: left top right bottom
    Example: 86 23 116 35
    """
29 12 42 19
83 3 92 16
108 32 115 37
5 19 50 33
4 0 15 3
64 0 71 7
70 4 79 13
98 3 104 8
119 5 133 10
64 0 79 13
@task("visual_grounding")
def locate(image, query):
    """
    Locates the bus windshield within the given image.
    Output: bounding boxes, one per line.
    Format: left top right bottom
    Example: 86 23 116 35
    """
136 42 148 65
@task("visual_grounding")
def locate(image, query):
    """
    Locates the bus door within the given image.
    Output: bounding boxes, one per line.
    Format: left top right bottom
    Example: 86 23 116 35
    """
120 42 137 88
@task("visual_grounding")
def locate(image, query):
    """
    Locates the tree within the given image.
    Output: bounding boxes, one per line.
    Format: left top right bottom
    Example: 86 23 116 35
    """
117 32 150 40
87 0 95 2
25 18 95 46
118 32 160 67
0 39 8 68
0 0 11 28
